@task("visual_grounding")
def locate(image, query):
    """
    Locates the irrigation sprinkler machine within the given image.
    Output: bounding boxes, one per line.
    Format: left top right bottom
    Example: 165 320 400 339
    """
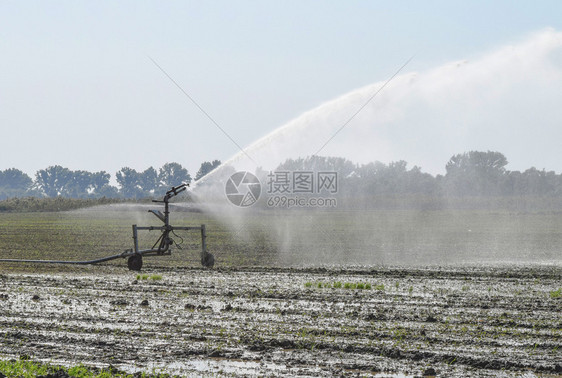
0 184 215 271
126 184 215 270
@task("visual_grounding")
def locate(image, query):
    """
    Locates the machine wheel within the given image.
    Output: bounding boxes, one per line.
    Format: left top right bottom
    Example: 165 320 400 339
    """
201 252 215 268
127 254 143 271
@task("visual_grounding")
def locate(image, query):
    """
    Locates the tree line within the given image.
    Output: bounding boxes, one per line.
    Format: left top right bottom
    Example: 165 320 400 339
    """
2 151 562 201
0 160 221 200
275 151 562 199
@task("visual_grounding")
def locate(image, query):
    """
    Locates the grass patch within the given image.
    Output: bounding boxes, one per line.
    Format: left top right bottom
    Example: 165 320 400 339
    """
0 358 50 377
0 358 168 377
550 288 561 299
134 274 162 281
304 281 373 290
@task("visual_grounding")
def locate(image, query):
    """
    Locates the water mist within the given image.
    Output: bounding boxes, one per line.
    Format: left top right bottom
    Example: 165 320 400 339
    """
189 29 562 266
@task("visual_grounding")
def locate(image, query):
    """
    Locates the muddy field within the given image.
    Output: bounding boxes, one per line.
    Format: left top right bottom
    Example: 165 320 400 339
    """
0 264 560 377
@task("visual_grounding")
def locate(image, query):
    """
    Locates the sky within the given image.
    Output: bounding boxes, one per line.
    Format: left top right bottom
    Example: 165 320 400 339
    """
2 1 562 180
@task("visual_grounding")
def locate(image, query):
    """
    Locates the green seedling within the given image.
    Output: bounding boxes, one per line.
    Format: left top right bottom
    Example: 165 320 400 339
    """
304 281 371 290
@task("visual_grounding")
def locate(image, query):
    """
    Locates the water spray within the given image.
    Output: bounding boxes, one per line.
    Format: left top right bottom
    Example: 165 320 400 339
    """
313 54 416 156
0 184 215 271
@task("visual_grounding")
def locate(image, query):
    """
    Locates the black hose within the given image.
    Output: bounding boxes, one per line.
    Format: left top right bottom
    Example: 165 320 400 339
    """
0 252 129 265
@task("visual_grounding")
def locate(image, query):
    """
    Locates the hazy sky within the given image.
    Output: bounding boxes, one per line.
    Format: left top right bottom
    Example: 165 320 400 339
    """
2 1 562 179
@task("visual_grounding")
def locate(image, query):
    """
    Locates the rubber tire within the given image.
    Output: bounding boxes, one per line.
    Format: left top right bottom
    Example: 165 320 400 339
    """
201 252 215 268
127 255 143 271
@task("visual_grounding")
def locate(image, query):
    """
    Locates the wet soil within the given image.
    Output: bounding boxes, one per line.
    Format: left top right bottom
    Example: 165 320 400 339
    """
0 265 560 377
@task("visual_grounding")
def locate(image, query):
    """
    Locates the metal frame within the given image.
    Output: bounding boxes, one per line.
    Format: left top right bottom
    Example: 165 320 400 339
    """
0 184 214 271
126 184 214 270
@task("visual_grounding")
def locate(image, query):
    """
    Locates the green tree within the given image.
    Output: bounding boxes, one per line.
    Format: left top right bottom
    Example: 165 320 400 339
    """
444 151 508 196
116 167 143 198
96 184 120 198
158 162 191 189
518 167 558 196
0 168 33 199
62 170 94 198
353 160 437 195
34 168 117 198
35 166 72 197
139 167 159 195
276 156 356 177
89 171 115 197
195 160 221 181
